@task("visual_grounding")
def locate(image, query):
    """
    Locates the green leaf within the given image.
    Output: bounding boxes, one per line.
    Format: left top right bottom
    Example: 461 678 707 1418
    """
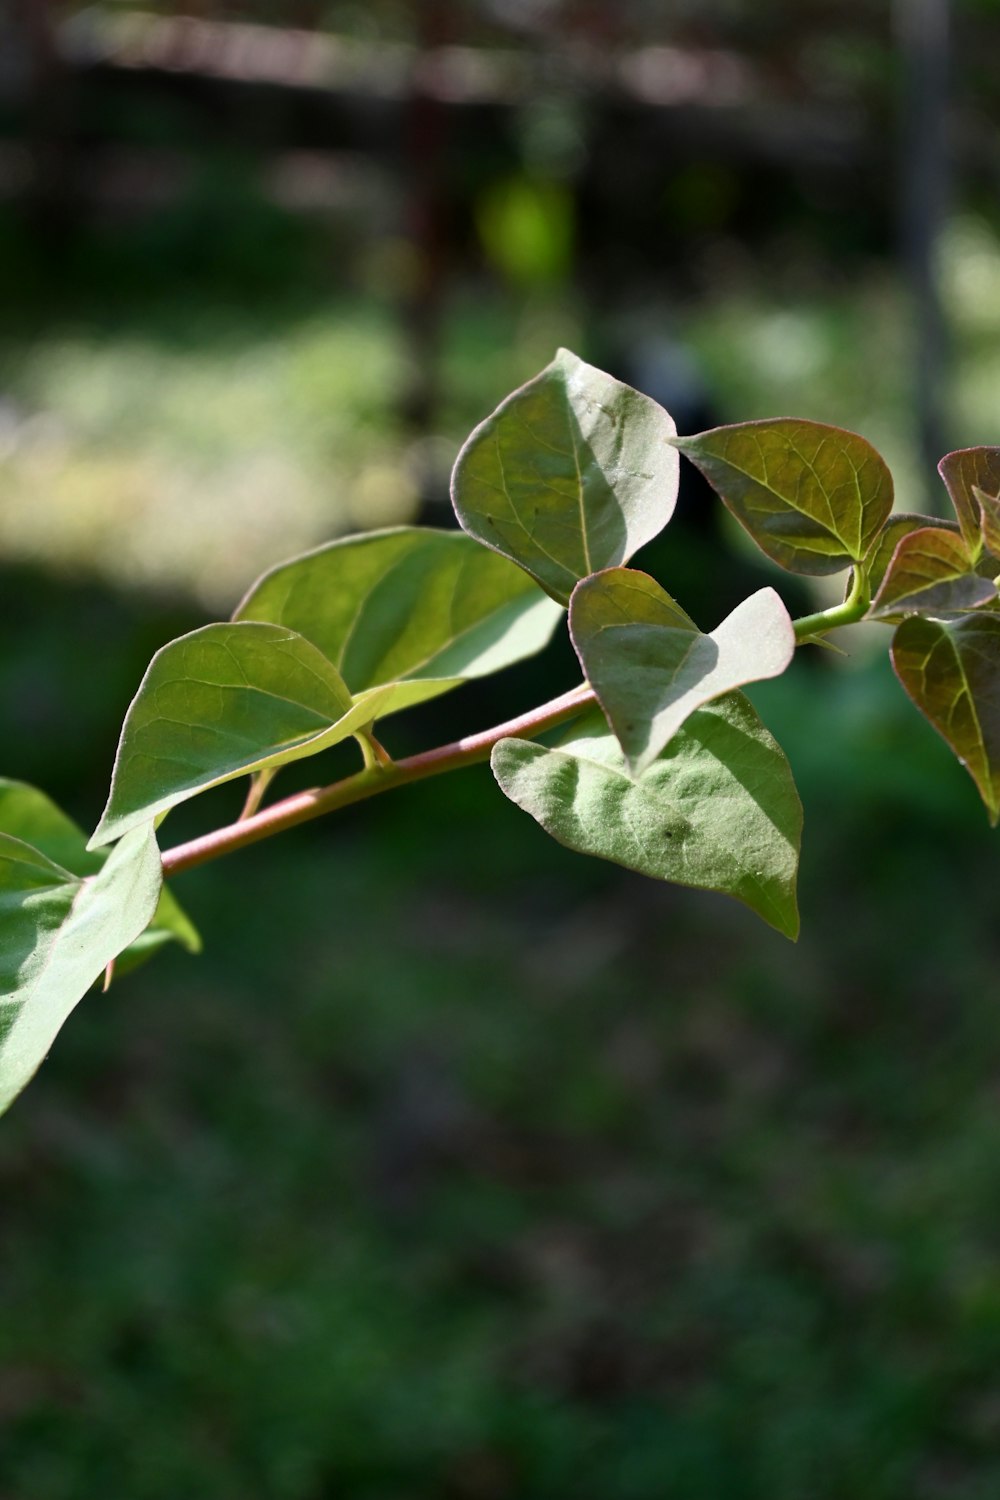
673 418 893 575
939 447 1000 551
234 527 563 708
0 778 199 965
870 526 997 620
90 621 401 848
569 569 795 775
450 348 680 605
1 823 162 1116
0 778 103 876
891 611 1000 824
491 695 802 938
863 513 959 597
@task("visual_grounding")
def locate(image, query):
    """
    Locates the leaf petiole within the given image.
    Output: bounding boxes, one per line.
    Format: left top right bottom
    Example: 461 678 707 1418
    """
792 564 871 644
356 729 394 771
239 767 278 821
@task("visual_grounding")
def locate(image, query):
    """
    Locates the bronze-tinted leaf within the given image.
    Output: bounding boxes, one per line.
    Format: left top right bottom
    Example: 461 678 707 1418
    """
673 418 893 575
972 485 1000 562
863 513 959 597
891 611 1000 824
938 447 1000 551
870 527 996 620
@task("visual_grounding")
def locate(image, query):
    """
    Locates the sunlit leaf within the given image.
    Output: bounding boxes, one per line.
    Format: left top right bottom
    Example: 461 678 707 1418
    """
938 447 1000 551
0 778 199 965
491 695 801 938
90 621 397 848
0 824 162 1115
870 526 996 620
891 611 1000 824
451 349 679 604
673 418 893 575
0 778 103 877
234 527 562 704
569 569 794 774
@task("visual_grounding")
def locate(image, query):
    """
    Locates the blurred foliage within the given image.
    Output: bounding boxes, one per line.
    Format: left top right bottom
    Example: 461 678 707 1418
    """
8 203 1000 606
3 617 1000 1496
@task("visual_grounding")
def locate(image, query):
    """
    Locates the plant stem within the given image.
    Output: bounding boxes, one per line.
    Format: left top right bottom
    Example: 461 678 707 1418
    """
161 683 595 880
792 564 870 643
161 566 870 880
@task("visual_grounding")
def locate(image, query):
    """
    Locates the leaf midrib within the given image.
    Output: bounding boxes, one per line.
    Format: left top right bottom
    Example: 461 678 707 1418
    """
712 428 865 554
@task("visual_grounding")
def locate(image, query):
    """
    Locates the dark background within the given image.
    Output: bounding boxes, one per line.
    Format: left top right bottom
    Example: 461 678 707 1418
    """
5 3 1000 1496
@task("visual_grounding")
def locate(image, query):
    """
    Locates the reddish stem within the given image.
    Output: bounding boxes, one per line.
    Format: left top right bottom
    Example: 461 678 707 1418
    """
160 683 595 879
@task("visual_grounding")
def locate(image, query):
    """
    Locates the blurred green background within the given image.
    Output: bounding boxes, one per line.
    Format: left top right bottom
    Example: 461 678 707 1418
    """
5 2 1000 1496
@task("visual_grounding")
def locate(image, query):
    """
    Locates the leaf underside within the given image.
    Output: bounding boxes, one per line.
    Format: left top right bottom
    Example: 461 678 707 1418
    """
451 348 680 604
569 569 795 775
674 418 893 575
0 779 199 965
0 823 163 1116
491 695 802 938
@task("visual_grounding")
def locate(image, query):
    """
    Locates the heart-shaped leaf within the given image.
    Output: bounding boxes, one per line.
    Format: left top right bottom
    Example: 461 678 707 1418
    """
491 695 801 938
0 779 199 967
673 419 893 575
870 526 997 620
863 513 959 596
972 485 1000 562
90 621 416 848
234 527 563 708
891 611 1000 824
938 447 1000 551
1 823 162 1115
451 349 680 604
569 569 795 775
